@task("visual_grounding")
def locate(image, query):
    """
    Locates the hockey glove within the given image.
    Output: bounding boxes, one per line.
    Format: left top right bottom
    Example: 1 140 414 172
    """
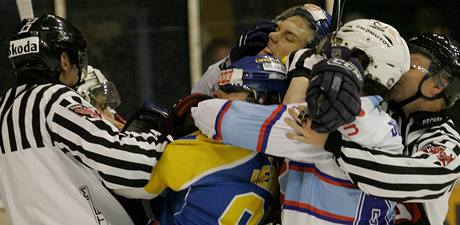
229 21 277 63
168 93 214 139
122 103 170 135
306 53 364 133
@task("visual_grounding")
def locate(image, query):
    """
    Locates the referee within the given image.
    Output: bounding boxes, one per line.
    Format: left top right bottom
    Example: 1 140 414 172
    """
322 33 460 224
1 14 170 225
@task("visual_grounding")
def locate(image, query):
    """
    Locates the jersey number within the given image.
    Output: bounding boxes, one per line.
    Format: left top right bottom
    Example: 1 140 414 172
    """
218 192 265 225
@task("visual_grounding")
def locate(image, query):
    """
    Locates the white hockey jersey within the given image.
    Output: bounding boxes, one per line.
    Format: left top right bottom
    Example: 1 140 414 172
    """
192 96 403 224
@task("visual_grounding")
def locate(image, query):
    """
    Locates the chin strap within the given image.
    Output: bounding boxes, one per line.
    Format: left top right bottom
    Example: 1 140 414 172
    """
397 75 444 108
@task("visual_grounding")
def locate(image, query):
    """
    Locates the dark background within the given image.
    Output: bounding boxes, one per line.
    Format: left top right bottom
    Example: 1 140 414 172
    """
1 0 459 119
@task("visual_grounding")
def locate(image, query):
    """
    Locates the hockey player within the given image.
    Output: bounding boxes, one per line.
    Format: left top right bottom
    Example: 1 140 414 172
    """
292 33 460 225
192 3 331 96
143 55 287 225
1 14 171 225
191 19 410 224
76 65 126 130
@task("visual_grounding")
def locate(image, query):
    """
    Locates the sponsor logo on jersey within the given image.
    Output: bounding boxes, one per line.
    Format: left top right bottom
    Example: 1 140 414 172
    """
8 36 39 58
422 116 443 126
69 104 102 119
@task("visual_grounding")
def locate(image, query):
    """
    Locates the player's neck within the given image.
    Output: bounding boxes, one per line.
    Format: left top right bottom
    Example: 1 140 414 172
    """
403 98 445 117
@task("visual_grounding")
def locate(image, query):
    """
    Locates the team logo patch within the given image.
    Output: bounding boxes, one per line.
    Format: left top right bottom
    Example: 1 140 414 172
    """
421 144 455 166
69 104 102 119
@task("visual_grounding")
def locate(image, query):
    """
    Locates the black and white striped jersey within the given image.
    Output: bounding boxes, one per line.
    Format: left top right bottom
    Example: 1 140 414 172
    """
325 108 460 224
0 83 171 225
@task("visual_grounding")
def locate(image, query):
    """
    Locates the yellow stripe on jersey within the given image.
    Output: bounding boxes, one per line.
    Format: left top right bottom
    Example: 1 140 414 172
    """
144 132 257 194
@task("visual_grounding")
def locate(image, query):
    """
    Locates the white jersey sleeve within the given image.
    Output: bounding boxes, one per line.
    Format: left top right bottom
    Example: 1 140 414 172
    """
192 99 328 162
338 96 403 153
192 96 404 162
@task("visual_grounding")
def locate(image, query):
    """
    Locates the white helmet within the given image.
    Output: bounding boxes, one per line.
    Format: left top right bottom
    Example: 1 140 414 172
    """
76 65 121 109
333 19 410 89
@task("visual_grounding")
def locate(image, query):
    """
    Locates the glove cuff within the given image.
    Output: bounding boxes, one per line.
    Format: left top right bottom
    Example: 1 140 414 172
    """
323 131 343 158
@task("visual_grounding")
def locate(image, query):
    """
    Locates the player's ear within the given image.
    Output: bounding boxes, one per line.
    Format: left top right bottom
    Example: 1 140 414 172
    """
425 76 445 97
60 52 72 72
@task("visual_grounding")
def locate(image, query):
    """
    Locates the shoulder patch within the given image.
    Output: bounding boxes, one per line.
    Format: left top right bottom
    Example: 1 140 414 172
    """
421 144 455 166
69 104 102 119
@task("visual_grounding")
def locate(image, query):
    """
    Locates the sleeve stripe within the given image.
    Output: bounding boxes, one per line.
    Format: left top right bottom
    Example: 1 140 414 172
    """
214 100 233 140
52 133 154 173
348 172 455 192
257 104 287 153
60 99 72 107
71 95 82 104
417 127 460 147
339 148 458 175
44 87 72 116
52 113 162 159
98 171 149 188
88 118 160 145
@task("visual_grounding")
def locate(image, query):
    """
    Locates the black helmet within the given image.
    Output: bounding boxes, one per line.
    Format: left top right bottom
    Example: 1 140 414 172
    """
8 14 88 85
408 33 460 108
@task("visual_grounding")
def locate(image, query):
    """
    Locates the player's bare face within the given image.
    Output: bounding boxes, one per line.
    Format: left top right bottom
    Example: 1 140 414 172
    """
390 53 432 103
261 16 313 60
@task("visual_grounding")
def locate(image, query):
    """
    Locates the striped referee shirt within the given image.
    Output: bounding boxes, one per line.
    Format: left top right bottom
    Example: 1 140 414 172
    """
0 83 171 195
0 84 171 218
325 108 460 224
0 83 172 225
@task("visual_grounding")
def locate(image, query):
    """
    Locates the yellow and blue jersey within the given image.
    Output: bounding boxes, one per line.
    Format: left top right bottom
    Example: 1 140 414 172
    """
144 131 278 225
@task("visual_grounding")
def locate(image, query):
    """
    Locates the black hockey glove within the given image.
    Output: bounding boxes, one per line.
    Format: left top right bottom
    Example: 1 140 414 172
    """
306 47 364 133
167 93 214 139
122 103 170 135
229 21 277 63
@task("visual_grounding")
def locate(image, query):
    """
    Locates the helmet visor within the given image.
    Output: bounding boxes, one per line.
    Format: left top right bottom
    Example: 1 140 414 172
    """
88 81 121 109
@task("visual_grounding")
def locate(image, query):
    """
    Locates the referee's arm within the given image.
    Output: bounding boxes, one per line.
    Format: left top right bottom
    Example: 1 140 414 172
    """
324 126 460 202
46 87 170 199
